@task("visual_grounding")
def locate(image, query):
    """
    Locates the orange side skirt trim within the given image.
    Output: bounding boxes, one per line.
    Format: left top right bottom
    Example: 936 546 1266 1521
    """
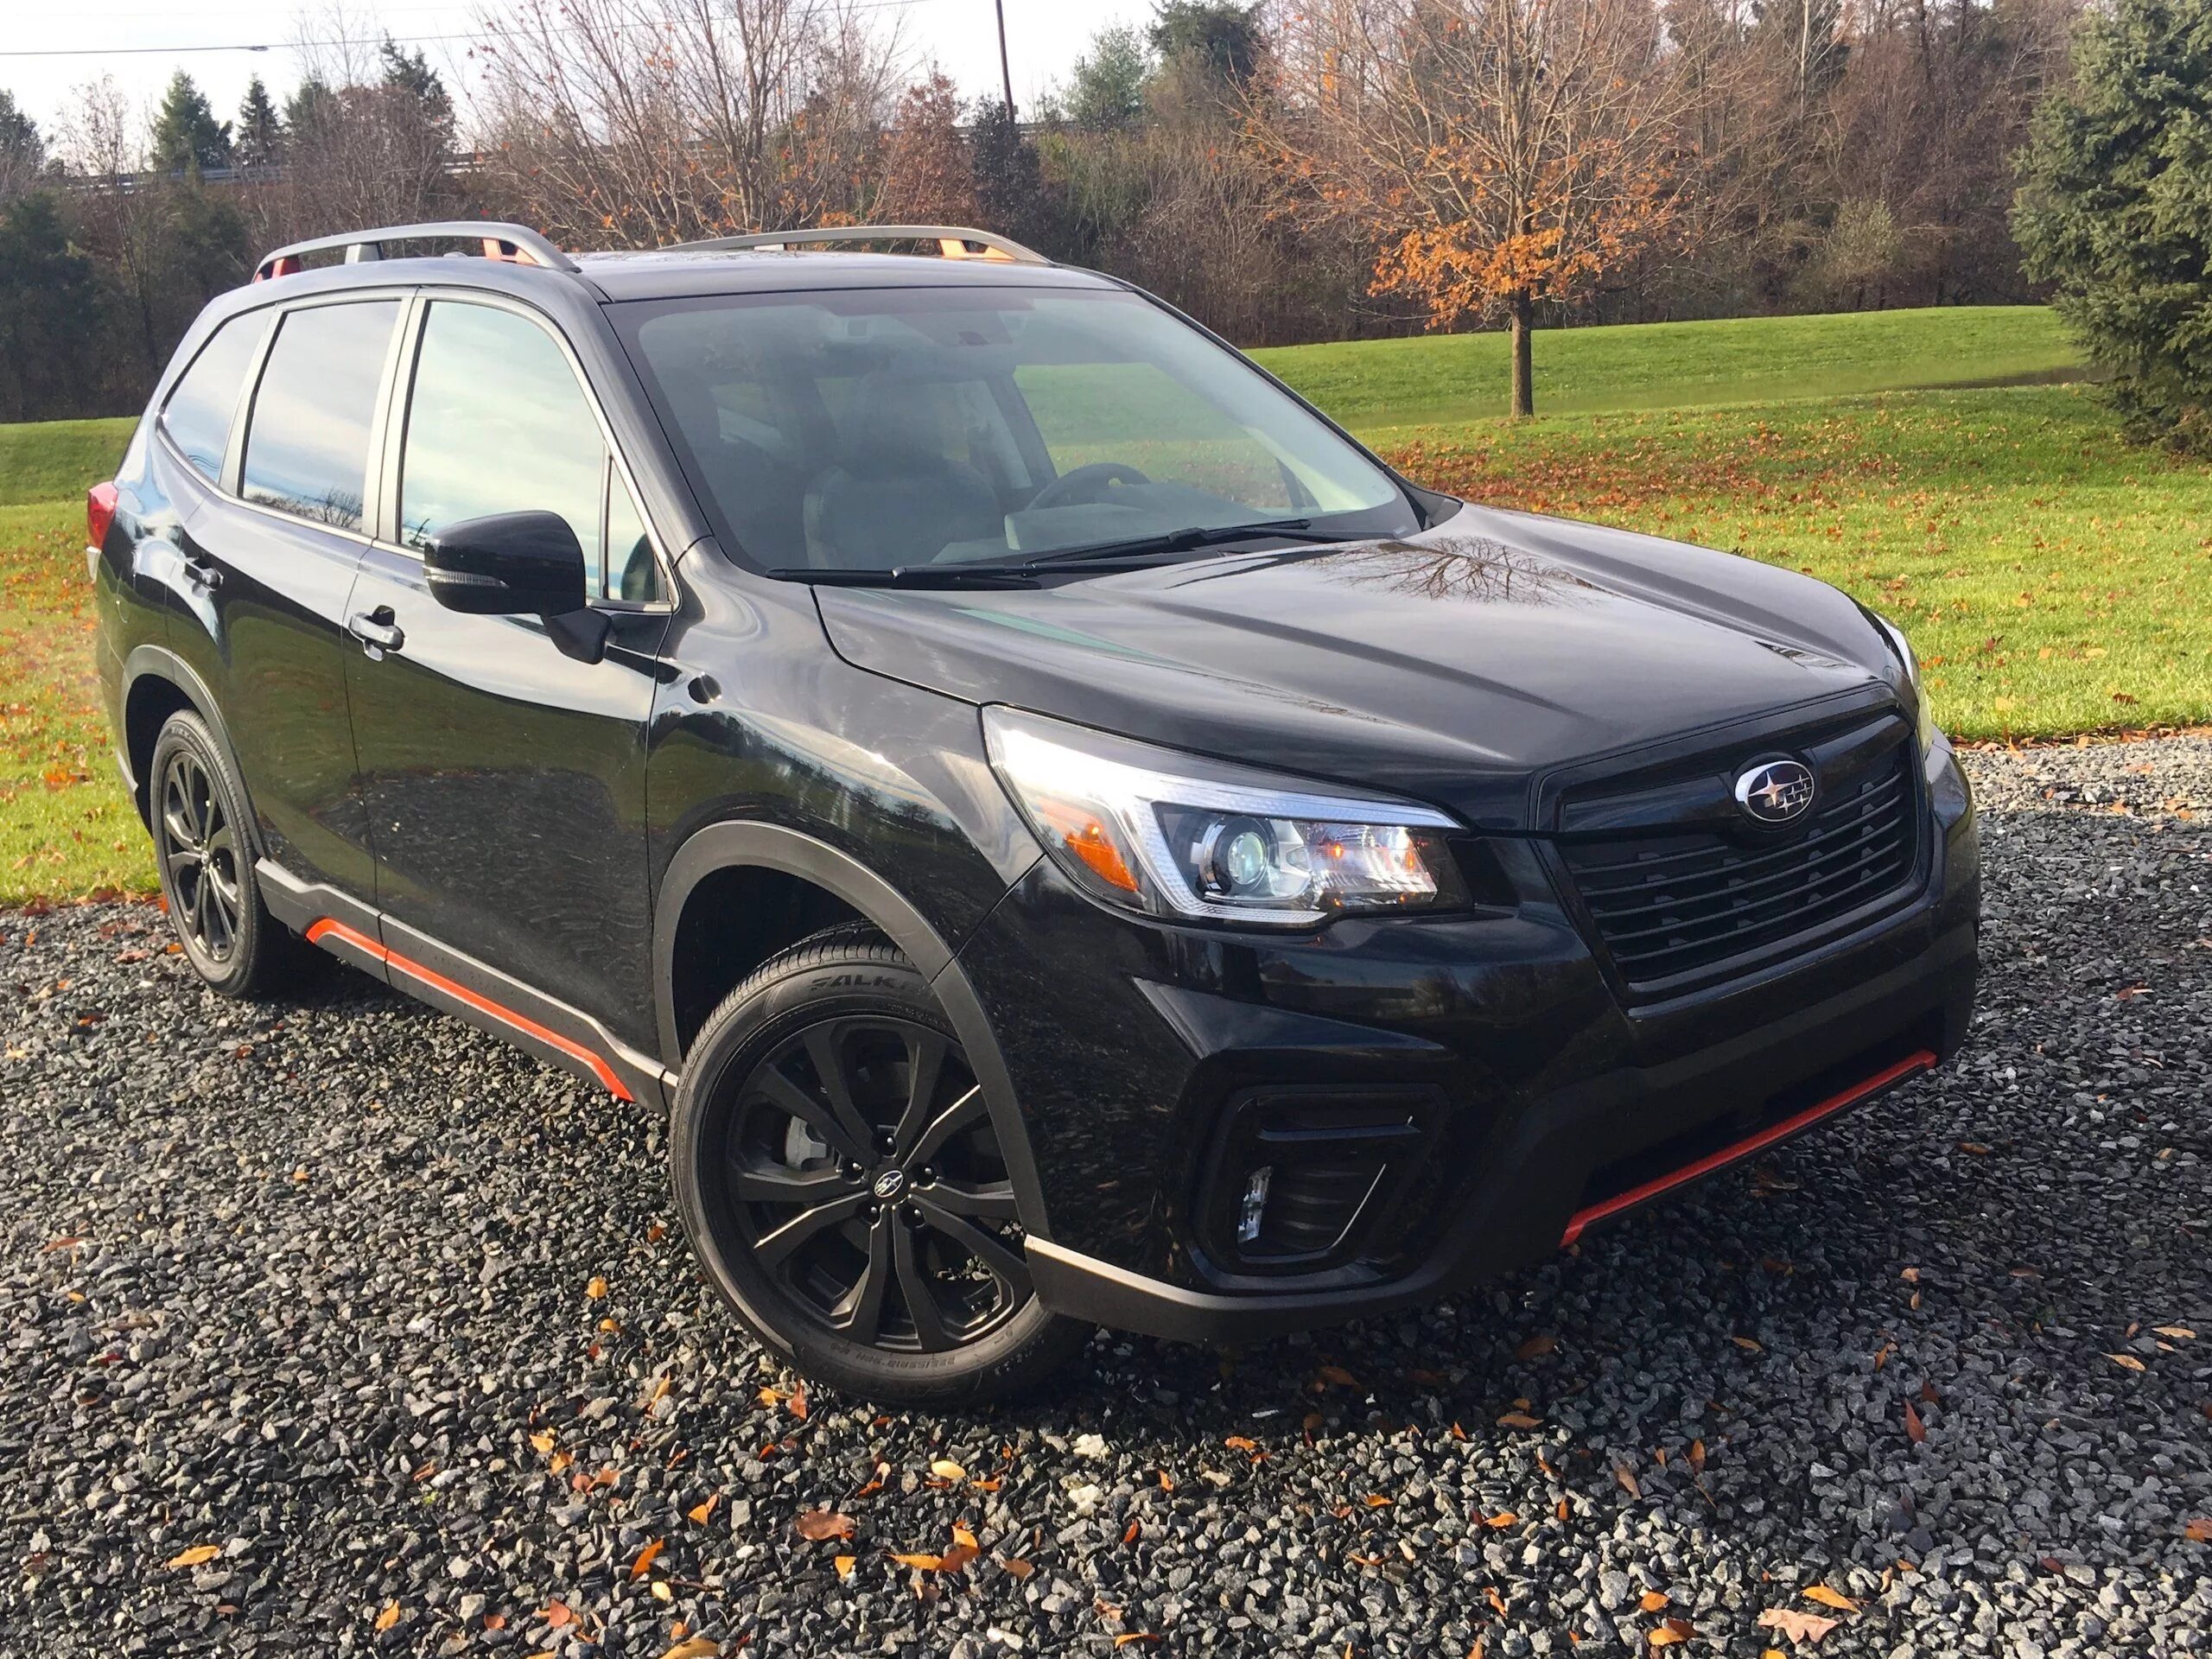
305 918 632 1102
1560 1048 1936 1247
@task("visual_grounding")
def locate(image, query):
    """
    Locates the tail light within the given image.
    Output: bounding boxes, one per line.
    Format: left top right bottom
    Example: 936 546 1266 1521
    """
87 481 119 552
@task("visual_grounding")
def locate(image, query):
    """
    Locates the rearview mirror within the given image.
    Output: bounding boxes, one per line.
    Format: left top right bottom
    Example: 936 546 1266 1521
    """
423 511 588 618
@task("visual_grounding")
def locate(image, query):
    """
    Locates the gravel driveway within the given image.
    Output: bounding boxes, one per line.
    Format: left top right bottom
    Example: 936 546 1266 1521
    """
4 740 2209 1659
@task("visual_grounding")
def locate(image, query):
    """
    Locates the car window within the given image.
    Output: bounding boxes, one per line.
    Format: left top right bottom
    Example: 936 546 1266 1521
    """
617 287 1412 574
161 313 267 483
398 301 613 595
240 301 400 532
605 472 662 602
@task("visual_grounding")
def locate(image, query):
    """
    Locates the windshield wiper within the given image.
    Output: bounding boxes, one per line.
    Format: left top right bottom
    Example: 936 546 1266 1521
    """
1017 518 1356 569
764 564 1038 588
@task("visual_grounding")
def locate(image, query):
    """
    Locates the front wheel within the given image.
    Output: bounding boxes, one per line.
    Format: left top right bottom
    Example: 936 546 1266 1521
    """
671 925 1088 1405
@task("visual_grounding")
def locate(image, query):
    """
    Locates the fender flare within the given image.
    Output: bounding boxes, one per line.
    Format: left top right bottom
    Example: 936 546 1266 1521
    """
652 821 1054 1243
118 645 266 859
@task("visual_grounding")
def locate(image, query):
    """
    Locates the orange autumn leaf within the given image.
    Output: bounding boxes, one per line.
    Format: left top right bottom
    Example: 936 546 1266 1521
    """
1497 1411 1542 1430
1802 1586 1859 1613
688 1494 720 1526
795 1510 857 1542
1904 1400 1927 1444
1224 1435 1259 1452
1639 1592 1669 1612
166 1545 222 1569
1649 1618 1693 1647
835 1554 857 1579
2183 1518 2212 1542
629 1538 664 1580
373 1602 401 1632
1113 1637 1160 1649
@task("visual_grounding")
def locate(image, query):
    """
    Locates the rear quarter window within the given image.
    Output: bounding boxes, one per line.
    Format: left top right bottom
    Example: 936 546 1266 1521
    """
160 314 268 483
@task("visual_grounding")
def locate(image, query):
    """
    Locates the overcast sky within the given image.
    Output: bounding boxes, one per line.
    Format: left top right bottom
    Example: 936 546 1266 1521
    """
3 0 1154 153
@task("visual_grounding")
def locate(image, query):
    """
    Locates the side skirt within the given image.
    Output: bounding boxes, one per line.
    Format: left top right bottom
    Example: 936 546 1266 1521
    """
258 859 674 1111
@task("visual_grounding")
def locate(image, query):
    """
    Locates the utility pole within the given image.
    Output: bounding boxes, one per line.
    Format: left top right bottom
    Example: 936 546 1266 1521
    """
995 0 1015 118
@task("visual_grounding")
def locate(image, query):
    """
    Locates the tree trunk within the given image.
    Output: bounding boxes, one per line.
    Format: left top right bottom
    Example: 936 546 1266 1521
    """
1509 291 1535 419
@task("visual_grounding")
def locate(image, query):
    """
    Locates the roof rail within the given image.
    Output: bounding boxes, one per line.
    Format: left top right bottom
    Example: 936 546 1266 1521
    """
252 221 578 283
668 225 1051 265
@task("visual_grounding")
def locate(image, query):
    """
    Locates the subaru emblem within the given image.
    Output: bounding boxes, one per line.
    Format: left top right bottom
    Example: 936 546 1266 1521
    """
1734 759 1815 824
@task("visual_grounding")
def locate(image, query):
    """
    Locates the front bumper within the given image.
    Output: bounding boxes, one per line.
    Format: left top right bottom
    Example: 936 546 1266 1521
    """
954 734 1980 1344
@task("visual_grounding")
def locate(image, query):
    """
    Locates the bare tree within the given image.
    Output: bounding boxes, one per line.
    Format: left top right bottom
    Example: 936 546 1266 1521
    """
473 0 902 247
1265 0 1705 414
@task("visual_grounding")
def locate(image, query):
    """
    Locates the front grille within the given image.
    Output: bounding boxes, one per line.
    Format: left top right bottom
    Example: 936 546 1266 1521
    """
1559 731 1919 988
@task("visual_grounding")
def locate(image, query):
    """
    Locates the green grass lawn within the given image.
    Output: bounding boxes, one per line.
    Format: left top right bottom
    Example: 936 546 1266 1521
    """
1 305 2202 905
1255 305 2085 429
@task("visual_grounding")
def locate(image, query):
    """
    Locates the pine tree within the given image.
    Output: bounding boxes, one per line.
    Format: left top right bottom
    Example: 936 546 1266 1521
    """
151 71 232 174
2013 0 2212 448
380 38 454 151
235 75 283 168
1147 2 1264 88
969 98 1048 250
1065 26 1151 130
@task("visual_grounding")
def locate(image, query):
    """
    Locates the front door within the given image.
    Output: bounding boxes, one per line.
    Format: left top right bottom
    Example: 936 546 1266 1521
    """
341 295 671 1053
163 296 404 901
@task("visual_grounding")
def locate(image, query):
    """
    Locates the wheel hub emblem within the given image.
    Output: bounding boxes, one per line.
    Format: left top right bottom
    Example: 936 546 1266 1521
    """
871 1167 906 1200
1734 758 1815 824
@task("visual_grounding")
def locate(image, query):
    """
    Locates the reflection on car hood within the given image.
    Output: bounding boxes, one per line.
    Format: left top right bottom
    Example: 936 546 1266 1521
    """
812 504 1911 829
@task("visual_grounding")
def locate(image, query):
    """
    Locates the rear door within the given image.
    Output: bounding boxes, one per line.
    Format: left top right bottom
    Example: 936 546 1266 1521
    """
341 293 672 1052
163 294 404 904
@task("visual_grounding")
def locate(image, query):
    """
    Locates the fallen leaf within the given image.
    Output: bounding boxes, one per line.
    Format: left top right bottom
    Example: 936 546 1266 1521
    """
2184 1518 2212 1542
1758 1606 1840 1644
1649 1618 1693 1647
1515 1334 1556 1361
374 1602 401 1632
659 1641 720 1659
1112 1637 1160 1648
1483 1511 1517 1529
1688 1440 1706 1472
1497 1411 1542 1430
1802 1586 1859 1612
1731 1335 1763 1352
788 1387 809 1420
2154 1325 2196 1341
795 1510 857 1542
1001 1557 1035 1579
1555 1497 1570 1522
1224 1434 1258 1452
1363 1494 1393 1508
688 1494 720 1525
1615 1465 1642 1498
1315 1363 1359 1389
1639 1591 1669 1612
529 1429 556 1456
938 1542 980 1573
586 1275 607 1300
889 1552 944 1571
1904 1401 1927 1444
835 1554 857 1579
2105 1353 2147 1373
629 1538 664 1580
166 1545 221 1569
953 1525 979 1549
542 1600 575 1629
929 1459 967 1481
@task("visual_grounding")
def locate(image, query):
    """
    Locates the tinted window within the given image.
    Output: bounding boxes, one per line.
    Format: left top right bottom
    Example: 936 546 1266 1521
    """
161 313 267 482
399 302 612 593
607 474 662 602
241 301 399 531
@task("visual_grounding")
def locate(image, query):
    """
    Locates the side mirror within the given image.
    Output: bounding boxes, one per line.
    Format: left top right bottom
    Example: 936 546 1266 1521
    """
423 511 611 664
424 511 588 617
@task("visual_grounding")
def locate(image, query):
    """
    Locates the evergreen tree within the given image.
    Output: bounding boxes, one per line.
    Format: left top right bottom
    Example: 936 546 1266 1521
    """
151 71 232 173
283 77 340 146
235 75 283 168
0 192 111 419
1065 26 1151 129
969 98 1049 250
1147 2 1264 88
380 38 454 150
2014 0 2212 448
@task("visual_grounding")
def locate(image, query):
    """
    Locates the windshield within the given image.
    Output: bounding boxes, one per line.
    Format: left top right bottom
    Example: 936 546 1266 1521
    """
613 284 1418 574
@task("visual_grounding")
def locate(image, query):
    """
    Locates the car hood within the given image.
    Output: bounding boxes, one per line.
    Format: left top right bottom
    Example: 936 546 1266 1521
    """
813 504 1910 830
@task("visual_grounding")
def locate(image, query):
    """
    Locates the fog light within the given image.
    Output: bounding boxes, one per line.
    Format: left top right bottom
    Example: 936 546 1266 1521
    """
1236 1166 1272 1244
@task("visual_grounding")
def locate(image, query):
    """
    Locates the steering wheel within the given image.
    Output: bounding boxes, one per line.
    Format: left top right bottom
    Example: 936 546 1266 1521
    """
1027 461 1153 512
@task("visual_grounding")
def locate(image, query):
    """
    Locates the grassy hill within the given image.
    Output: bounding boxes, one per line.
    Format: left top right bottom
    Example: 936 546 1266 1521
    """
1255 305 2085 431
4 304 2208 904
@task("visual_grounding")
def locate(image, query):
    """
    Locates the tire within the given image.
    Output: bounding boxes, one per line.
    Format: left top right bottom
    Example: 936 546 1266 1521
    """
147 709 307 999
671 924 1089 1405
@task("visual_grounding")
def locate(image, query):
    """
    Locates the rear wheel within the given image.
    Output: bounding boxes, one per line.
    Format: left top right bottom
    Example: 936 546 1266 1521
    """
671 925 1086 1404
148 710 303 998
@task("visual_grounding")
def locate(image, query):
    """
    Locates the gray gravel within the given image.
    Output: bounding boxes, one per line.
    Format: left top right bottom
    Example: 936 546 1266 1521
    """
4 736 2210 1658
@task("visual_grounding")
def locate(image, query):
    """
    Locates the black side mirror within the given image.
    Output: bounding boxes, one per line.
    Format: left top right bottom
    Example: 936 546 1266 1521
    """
423 511 610 664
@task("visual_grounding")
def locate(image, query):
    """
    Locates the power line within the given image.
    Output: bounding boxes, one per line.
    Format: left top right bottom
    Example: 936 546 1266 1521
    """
0 0 943 58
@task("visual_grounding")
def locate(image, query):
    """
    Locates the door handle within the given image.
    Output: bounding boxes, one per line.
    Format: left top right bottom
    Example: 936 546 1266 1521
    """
181 550 223 592
347 607 404 657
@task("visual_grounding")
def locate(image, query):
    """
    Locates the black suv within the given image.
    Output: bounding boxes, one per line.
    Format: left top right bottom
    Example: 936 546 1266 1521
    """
92 220 1979 1403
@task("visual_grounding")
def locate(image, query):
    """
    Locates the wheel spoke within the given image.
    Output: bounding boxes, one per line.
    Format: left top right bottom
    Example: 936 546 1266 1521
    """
752 1065 869 1164
803 1026 881 1154
918 1178 1020 1222
913 1197 1032 1297
731 1163 851 1206
753 1191 868 1268
906 1084 988 1170
890 1029 949 1157
831 1217 894 1343
893 1220 955 1351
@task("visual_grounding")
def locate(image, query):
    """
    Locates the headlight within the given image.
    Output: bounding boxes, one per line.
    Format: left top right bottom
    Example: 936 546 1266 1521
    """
983 706 1466 926
1873 613 1935 752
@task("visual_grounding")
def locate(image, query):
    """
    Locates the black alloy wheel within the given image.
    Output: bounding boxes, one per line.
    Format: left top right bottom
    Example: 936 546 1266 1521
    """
672 925 1086 1403
156 747 244 966
146 709 302 998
